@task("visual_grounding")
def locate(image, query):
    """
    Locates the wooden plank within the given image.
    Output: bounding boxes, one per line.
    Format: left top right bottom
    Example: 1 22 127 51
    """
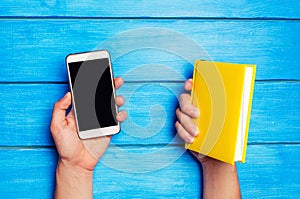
0 20 299 82
237 144 300 198
0 144 299 198
0 0 299 18
0 82 299 146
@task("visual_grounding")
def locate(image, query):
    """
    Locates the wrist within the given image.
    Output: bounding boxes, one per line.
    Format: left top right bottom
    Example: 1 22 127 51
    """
200 158 241 199
190 151 215 165
57 159 94 180
201 157 228 168
55 160 94 199
58 147 99 172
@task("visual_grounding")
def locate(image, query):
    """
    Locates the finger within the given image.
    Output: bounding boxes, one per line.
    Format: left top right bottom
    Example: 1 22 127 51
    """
114 77 124 90
116 110 127 123
51 92 72 131
179 93 199 118
176 108 199 137
184 78 193 91
115 95 124 107
175 121 195 144
66 108 77 129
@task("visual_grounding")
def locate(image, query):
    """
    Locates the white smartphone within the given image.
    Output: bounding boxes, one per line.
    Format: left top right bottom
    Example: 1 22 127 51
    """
66 50 120 139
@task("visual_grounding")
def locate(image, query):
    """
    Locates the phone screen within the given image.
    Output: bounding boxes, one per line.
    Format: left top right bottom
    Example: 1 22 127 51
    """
68 58 117 131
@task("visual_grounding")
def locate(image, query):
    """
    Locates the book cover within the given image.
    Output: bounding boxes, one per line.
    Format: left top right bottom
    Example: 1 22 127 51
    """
185 60 256 164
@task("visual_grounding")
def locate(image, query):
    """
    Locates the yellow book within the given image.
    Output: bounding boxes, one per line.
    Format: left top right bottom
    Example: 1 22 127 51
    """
185 60 256 164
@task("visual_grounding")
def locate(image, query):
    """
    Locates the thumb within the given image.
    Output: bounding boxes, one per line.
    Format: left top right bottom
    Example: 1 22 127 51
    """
51 92 72 130
184 78 193 91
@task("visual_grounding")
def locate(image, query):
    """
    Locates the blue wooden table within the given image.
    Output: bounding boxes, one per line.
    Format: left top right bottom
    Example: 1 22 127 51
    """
0 1 299 198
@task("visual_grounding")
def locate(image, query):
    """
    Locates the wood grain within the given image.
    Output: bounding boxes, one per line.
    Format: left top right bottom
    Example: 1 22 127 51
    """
0 20 299 82
0 0 299 18
0 145 299 198
1 1 299 198
0 82 299 146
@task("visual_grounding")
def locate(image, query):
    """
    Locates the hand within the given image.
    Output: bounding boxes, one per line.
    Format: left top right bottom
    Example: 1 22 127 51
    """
175 79 199 142
175 79 213 164
175 79 241 198
50 77 127 171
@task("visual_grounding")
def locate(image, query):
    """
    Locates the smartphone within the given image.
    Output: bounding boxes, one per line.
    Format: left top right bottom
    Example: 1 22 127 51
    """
66 50 120 139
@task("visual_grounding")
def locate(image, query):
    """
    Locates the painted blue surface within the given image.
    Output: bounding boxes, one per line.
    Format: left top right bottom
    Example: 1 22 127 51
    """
0 82 299 146
1 20 300 81
0 0 299 18
0 1 299 198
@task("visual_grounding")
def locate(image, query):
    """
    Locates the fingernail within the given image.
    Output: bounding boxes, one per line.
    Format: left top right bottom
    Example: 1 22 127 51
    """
194 127 199 136
188 137 195 143
62 92 71 102
193 109 200 117
118 112 124 119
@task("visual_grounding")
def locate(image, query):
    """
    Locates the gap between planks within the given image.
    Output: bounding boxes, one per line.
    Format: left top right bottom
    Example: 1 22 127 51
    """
1 142 300 150
0 79 299 84
0 16 300 21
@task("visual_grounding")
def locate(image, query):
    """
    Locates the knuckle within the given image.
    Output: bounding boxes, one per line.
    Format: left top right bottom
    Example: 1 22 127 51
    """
185 105 193 113
176 122 183 133
50 123 60 133
176 108 181 118
179 93 187 103
175 121 180 130
177 126 189 142
179 94 184 102
181 103 191 114
53 101 60 110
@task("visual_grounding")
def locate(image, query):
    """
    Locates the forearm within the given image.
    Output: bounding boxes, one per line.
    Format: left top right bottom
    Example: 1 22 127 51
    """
201 159 241 199
55 160 93 199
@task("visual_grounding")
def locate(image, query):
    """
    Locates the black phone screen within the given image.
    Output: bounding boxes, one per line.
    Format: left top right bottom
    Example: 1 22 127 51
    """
68 58 117 131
